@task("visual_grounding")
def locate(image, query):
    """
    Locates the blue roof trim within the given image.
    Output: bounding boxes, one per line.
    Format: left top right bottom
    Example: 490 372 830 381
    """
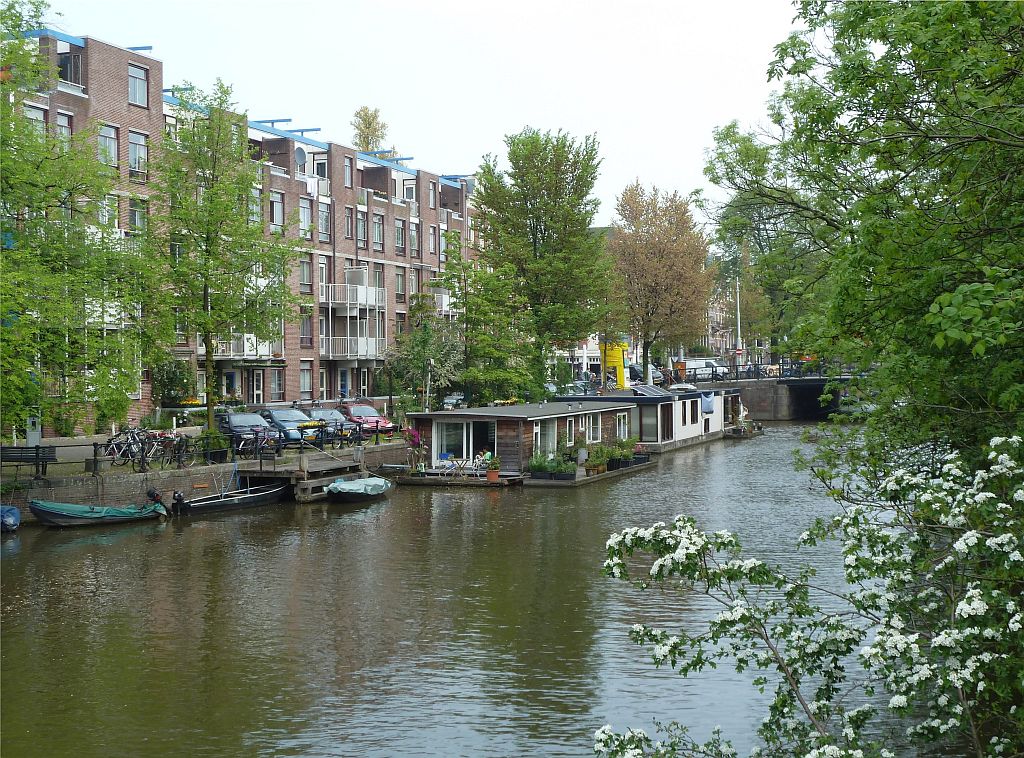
357 152 417 177
163 95 329 149
24 28 86 47
439 177 461 188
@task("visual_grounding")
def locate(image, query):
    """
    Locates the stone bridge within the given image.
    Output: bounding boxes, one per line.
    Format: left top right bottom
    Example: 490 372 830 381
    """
697 376 856 421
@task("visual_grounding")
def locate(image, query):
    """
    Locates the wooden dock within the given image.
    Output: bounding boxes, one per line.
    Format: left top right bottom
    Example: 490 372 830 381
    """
237 448 366 502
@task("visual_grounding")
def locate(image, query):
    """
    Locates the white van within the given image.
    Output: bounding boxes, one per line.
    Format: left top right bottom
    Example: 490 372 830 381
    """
683 357 729 381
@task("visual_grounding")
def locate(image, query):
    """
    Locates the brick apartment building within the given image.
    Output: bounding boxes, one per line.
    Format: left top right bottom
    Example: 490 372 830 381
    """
30 28 473 416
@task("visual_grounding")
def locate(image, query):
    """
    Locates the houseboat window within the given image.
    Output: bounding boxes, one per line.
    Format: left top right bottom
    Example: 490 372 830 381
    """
437 422 466 459
565 417 575 445
616 412 628 440
535 419 557 456
640 406 659 442
690 399 699 425
586 413 601 443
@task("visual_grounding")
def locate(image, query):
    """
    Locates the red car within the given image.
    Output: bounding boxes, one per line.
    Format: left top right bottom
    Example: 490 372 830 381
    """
340 401 396 439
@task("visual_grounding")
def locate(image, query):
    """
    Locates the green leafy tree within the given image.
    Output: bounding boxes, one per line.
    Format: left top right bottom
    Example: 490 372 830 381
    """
350 106 387 153
473 128 611 367
438 234 534 403
145 81 307 429
607 182 714 380
383 289 459 411
705 1 1024 457
1 0 155 434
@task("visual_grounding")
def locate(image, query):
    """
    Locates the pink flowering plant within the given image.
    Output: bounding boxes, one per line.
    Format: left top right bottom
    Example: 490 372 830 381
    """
597 436 1023 757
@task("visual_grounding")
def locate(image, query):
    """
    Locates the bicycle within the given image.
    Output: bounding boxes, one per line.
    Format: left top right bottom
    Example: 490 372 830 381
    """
153 433 197 469
235 431 277 460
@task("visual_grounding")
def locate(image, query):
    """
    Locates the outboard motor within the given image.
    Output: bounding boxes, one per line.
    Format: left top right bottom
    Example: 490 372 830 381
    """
172 490 189 517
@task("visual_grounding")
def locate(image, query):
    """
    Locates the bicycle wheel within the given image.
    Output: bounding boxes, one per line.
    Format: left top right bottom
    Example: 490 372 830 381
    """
109 440 130 465
177 440 197 468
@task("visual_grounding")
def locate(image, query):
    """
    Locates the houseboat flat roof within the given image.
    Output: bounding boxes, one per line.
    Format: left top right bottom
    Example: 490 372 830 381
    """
408 400 636 422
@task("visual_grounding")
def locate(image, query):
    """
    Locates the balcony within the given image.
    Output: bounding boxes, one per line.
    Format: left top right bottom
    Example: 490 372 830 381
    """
406 200 419 218
319 336 386 360
197 333 278 359
319 282 386 309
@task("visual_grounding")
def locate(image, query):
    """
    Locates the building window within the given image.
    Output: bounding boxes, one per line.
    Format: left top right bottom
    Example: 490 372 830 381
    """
197 370 207 404
395 311 406 335
318 202 330 242
410 222 420 257
314 157 327 179
429 225 437 254
319 368 328 401
616 412 629 440
428 181 436 209
373 263 384 289
299 197 313 239
372 213 384 251
300 361 313 400
249 188 262 224
164 115 178 144
128 132 148 182
404 183 416 201
128 198 147 232
411 269 420 296
395 219 406 254
128 64 148 107
24 105 45 132
299 258 313 294
55 113 71 144
395 270 405 303
99 125 117 165
345 207 354 239
269 191 284 232
586 413 601 443
439 229 447 258
270 369 284 402
58 51 82 84
98 195 118 227
299 310 313 346
344 156 353 187
356 210 367 248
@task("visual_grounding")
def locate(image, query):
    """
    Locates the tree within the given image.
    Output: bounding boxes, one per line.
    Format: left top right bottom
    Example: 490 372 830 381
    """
383 289 459 411
145 81 307 430
704 1 1024 458
1 0 156 434
600 2 1024 755
607 183 713 381
350 106 387 153
438 235 535 404
473 128 612 365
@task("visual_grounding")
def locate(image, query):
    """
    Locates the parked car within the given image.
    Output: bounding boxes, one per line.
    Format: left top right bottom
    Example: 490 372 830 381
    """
307 408 357 447
442 392 465 409
258 408 322 446
628 363 664 384
340 401 397 439
214 412 280 450
684 357 729 381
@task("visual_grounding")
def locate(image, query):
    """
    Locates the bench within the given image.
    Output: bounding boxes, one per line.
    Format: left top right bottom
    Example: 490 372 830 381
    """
0 445 58 478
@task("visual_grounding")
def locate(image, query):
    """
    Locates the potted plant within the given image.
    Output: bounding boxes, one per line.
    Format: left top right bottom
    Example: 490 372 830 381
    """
486 455 501 483
552 459 576 480
528 453 552 479
198 428 231 464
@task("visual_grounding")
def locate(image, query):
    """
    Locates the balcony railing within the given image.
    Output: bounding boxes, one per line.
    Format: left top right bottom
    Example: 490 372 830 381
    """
196 332 278 358
407 200 419 218
318 282 386 309
319 336 386 360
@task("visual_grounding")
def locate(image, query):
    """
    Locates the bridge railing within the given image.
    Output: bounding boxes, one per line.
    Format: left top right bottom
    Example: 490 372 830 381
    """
676 359 867 384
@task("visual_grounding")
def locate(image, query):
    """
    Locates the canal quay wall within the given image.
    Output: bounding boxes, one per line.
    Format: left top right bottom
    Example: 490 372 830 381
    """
4 442 408 525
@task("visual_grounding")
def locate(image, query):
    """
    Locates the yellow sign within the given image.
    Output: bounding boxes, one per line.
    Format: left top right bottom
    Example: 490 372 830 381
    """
599 341 628 389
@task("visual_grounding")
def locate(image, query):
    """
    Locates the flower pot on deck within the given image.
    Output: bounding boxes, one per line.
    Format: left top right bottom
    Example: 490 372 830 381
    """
486 469 500 483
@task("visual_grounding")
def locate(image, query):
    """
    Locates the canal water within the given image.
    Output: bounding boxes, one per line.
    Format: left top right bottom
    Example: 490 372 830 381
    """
1 425 842 757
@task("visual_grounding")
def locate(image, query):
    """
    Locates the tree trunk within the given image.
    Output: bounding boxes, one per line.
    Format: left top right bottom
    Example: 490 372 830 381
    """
642 338 654 385
203 332 216 430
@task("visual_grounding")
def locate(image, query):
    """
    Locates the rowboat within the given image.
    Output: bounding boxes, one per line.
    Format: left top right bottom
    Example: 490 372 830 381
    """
170 483 289 516
325 475 393 503
29 500 167 527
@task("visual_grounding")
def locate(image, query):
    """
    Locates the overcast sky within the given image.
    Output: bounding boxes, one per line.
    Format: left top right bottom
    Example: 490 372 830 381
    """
47 0 798 227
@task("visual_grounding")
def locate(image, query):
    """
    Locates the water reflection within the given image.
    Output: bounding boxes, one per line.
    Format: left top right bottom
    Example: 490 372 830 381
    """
2 425 841 757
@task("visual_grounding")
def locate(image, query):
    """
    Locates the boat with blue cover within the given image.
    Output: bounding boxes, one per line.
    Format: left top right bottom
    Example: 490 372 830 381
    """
1 505 20 532
28 500 167 527
324 475 393 503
